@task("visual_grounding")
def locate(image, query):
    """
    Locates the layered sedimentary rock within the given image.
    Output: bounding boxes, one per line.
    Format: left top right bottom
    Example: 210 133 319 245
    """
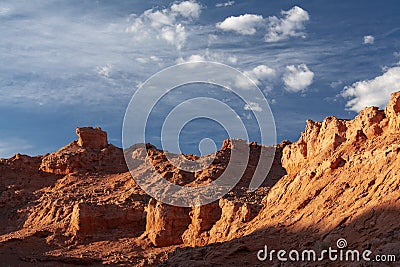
76 127 108 150
159 93 400 267
1 92 400 266
144 199 191 247
39 127 127 174
282 91 400 175
70 202 146 240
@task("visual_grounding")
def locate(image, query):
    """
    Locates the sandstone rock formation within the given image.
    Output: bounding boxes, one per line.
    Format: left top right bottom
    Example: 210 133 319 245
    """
144 199 191 247
70 202 146 241
76 127 108 149
1 92 400 266
39 127 127 174
161 92 400 266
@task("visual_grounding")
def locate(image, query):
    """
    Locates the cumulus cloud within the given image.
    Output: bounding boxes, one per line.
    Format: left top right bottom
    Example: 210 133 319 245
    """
363 35 375 44
216 14 264 35
171 1 202 19
236 65 276 89
216 6 309 42
244 65 276 84
126 1 201 50
265 6 309 42
341 66 400 112
216 1 235 8
160 24 187 50
283 64 314 92
244 102 263 112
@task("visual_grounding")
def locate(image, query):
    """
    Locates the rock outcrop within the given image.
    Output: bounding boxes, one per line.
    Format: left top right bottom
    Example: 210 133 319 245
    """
1 91 400 266
385 91 400 131
282 92 400 176
76 127 108 150
141 140 286 247
39 127 127 174
144 199 191 247
158 93 400 267
70 202 146 241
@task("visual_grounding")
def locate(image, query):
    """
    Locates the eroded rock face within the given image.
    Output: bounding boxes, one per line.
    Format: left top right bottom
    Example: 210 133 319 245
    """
2 92 400 266
182 202 221 246
39 127 127 175
207 198 261 243
70 202 146 240
282 92 400 176
256 92 400 237
144 199 191 247
76 127 108 150
160 92 400 267
385 91 400 132
0 154 42 174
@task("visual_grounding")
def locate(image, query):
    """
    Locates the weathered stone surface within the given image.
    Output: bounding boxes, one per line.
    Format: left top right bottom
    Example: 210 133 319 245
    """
182 202 221 246
39 127 126 174
2 91 400 266
76 127 108 150
144 199 191 247
282 93 400 176
385 91 400 132
207 198 261 243
70 202 146 240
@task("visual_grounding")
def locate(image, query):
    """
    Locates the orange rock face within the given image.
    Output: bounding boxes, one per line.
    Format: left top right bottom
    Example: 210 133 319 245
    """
76 127 108 150
144 199 191 247
39 128 126 175
159 92 400 267
70 202 146 241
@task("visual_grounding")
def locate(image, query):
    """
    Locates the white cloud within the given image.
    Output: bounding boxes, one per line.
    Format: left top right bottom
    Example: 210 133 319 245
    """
145 9 175 28
171 1 201 19
341 66 400 112
216 1 235 8
177 54 205 63
283 64 314 92
96 64 112 79
265 6 309 42
216 14 264 35
244 65 276 84
137 57 149 64
0 7 11 16
244 102 263 112
216 6 309 41
136 56 162 64
126 1 201 50
150 55 162 62
160 24 187 50
363 35 375 44
227 55 237 64
236 65 276 89
176 50 238 65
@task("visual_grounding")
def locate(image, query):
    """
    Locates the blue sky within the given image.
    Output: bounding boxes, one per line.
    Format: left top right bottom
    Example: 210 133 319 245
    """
0 0 400 157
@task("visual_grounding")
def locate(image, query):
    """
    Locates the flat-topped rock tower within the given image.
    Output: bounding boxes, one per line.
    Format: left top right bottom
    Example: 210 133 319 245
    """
76 127 108 150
